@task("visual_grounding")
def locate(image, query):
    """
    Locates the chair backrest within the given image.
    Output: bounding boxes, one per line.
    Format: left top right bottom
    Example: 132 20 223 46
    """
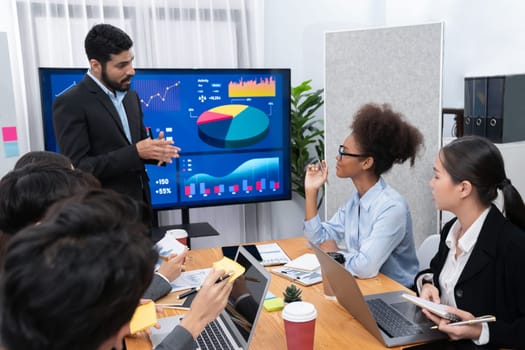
416 234 440 270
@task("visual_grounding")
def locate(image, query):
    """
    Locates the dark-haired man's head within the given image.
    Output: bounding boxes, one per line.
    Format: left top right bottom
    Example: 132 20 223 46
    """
1 189 157 350
85 23 135 92
0 164 100 235
14 151 73 170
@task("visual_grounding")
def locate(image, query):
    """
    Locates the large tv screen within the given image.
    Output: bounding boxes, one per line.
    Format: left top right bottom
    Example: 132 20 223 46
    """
39 68 291 210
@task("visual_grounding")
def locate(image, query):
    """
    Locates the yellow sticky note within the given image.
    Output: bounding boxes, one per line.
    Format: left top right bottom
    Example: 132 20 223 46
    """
129 301 157 334
213 256 245 283
263 297 284 312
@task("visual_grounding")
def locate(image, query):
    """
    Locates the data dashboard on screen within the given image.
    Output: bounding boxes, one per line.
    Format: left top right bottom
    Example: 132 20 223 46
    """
39 68 291 209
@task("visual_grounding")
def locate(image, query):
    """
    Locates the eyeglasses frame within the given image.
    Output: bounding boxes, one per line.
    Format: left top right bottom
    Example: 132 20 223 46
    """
338 145 370 158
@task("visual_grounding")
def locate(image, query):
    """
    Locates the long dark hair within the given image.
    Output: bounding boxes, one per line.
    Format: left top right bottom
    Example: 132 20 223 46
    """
441 135 525 230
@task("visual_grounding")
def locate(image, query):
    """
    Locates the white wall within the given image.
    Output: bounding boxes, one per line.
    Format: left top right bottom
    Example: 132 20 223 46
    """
0 1 29 176
264 0 388 239
264 0 525 240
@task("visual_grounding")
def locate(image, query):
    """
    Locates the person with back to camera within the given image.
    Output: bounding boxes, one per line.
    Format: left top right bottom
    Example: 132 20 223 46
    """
0 164 100 260
53 23 180 226
304 103 423 288
0 189 233 350
414 135 525 349
0 162 184 303
14 150 74 169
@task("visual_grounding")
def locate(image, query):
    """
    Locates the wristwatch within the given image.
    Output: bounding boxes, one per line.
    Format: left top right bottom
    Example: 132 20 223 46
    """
421 275 434 286
327 252 345 264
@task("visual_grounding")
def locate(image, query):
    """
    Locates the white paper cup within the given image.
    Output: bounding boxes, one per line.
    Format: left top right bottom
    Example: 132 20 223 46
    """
166 229 188 246
282 301 317 350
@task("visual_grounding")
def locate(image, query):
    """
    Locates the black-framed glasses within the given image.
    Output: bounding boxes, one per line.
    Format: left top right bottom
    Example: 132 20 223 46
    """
338 145 369 158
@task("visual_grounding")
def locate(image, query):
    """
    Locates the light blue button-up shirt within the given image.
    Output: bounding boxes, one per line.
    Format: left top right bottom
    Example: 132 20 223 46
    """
304 177 419 287
87 70 132 143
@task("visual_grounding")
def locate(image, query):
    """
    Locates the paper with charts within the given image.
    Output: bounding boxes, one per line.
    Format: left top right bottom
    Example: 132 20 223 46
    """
170 268 211 292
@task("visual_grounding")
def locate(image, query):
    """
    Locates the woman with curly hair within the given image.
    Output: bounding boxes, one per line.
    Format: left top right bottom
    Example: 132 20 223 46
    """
304 103 423 288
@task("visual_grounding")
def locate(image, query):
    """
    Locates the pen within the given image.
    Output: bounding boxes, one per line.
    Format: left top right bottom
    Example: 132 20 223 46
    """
147 127 154 139
177 272 233 300
430 315 496 329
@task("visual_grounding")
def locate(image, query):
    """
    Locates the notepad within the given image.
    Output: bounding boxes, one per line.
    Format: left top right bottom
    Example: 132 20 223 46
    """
271 266 322 286
401 293 461 322
213 256 245 282
129 301 157 334
256 243 291 266
283 253 320 271
263 297 284 312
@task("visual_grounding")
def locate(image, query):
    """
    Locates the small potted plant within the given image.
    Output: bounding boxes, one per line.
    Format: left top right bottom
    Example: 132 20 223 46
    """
283 284 303 303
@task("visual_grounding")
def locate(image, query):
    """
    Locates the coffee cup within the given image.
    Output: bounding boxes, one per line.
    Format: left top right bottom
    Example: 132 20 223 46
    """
282 301 317 350
322 251 345 300
321 270 337 300
166 228 188 246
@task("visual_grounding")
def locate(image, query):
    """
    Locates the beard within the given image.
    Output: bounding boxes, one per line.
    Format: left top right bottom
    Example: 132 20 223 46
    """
101 65 132 92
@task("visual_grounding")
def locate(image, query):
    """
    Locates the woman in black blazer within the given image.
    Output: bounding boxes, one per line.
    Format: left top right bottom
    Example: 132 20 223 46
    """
416 136 525 349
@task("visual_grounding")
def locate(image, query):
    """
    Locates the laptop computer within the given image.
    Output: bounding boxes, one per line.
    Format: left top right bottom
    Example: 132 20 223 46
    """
310 242 447 347
150 246 271 349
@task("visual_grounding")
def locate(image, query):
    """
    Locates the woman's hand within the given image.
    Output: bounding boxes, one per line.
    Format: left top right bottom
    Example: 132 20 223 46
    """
305 159 328 192
423 306 483 341
420 283 440 303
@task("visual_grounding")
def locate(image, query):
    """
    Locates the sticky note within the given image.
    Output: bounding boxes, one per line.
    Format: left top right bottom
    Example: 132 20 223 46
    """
129 301 157 334
265 291 276 300
3 142 19 158
1 127 17 142
213 256 245 283
263 297 284 312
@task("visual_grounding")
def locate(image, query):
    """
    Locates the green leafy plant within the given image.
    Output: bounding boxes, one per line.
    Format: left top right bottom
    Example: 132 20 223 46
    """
283 283 303 303
290 80 325 208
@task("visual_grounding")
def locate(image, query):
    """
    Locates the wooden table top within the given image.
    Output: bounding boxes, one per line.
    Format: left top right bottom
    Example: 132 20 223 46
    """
126 237 412 350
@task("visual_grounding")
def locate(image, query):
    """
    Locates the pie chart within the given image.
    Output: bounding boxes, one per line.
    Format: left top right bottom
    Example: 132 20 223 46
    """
197 104 269 148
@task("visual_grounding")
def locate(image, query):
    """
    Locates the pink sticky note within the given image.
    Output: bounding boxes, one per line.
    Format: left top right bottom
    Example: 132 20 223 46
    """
2 127 18 142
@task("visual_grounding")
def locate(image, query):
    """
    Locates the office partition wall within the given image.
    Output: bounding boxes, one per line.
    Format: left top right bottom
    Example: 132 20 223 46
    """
324 23 443 246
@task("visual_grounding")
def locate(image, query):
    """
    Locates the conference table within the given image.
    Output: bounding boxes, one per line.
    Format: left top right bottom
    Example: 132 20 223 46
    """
126 236 414 350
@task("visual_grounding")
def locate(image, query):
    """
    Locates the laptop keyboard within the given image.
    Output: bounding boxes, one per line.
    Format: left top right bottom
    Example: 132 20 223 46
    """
366 298 423 338
196 318 236 350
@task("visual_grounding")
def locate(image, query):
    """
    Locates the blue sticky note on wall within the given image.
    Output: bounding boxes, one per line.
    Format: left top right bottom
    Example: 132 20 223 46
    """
3 141 19 158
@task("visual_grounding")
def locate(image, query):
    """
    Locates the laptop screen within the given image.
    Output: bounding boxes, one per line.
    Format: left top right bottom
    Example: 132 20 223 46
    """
226 248 269 343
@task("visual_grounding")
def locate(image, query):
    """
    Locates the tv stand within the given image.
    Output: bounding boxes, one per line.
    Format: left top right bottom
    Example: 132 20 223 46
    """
151 208 220 248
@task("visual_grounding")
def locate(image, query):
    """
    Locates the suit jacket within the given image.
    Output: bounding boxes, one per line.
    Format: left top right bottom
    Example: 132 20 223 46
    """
143 274 172 301
156 325 196 350
417 205 525 349
53 75 151 213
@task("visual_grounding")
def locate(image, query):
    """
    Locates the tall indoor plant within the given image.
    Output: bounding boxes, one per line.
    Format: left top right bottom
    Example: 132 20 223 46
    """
290 80 325 208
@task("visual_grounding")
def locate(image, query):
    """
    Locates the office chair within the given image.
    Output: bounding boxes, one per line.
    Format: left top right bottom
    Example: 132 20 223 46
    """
416 234 440 270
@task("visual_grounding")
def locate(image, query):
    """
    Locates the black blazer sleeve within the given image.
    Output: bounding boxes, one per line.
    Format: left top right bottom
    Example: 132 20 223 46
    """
417 206 525 349
53 76 145 181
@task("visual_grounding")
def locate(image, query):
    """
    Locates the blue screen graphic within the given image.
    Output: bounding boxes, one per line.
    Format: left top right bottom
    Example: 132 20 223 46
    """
38 68 291 209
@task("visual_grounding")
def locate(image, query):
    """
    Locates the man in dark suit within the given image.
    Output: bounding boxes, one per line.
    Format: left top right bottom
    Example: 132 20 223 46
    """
53 23 179 224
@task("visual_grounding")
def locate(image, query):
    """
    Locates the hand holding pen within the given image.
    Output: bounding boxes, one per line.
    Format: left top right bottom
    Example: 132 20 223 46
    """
424 305 495 341
178 271 233 299
430 315 496 329
178 269 233 339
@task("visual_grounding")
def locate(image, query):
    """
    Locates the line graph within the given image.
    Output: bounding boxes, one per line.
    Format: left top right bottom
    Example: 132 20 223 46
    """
55 81 77 97
134 80 181 112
